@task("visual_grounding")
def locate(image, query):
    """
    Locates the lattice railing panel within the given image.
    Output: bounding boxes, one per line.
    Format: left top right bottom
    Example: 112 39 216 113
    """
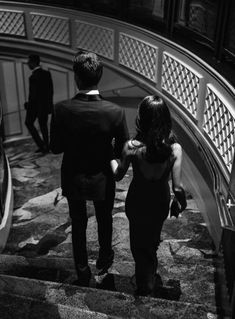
0 10 25 36
76 21 114 60
162 52 201 118
203 85 235 171
119 33 158 82
31 13 70 45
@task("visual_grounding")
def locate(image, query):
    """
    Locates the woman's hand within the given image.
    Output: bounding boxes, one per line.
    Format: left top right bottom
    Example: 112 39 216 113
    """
110 159 119 175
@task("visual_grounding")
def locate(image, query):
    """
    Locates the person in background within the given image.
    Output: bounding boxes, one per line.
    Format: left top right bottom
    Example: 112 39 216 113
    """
50 50 129 287
111 95 187 297
25 54 53 154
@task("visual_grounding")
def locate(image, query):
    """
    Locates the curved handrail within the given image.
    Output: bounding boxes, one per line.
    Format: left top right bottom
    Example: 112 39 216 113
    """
0 150 13 252
0 1 234 235
0 106 14 252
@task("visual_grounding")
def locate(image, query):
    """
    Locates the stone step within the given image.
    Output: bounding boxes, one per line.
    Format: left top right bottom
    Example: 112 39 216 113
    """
0 254 220 314
0 293 119 319
0 274 218 319
3 138 231 318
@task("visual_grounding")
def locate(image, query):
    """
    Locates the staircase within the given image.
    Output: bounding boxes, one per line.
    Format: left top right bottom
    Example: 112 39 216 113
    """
0 138 231 318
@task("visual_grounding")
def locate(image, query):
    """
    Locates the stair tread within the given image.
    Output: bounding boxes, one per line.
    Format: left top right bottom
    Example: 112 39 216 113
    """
0 274 219 319
0 254 219 309
0 292 121 319
3 138 230 318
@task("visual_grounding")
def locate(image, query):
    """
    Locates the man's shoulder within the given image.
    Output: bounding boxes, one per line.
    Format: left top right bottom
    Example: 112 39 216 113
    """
32 68 49 78
41 69 52 78
101 99 124 117
54 97 124 116
55 99 72 107
38 67 49 73
102 99 122 109
55 96 91 108
54 99 73 112
34 68 51 78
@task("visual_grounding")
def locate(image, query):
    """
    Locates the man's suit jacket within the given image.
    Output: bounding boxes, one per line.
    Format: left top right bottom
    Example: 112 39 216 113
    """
50 93 129 199
28 68 53 116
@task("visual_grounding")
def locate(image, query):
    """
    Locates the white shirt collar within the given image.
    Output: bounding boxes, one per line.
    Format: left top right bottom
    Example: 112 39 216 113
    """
78 89 100 95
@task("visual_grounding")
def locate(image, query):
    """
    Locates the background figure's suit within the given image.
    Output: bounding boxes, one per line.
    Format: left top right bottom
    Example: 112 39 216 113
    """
25 67 53 150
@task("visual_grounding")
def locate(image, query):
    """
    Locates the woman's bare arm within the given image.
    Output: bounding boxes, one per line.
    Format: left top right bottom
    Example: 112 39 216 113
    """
171 143 187 211
171 143 183 191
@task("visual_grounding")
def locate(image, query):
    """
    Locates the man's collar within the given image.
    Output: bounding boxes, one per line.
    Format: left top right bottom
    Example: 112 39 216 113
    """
32 66 41 72
74 91 102 101
78 89 100 95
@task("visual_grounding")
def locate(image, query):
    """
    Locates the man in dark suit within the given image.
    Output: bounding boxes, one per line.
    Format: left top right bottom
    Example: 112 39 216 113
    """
25 54 53 153
50 51 129 287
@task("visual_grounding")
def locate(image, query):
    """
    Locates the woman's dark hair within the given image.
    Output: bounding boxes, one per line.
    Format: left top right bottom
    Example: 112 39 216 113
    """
73 50 103 87
135 95 175 162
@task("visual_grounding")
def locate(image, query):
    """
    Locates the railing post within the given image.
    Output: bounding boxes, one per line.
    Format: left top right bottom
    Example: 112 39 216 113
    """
229 154 235 198
227 153 235 225
156 46 163 92
24 9 34 41
196 77 207 129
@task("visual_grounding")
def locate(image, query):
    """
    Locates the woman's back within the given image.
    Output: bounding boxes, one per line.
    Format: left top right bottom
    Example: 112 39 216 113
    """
125 139 175 212
111 95 186 297
127 140 174 183
129 140 174 182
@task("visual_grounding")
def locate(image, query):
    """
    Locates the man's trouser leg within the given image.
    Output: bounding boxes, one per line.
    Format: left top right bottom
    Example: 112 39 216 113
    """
25 109 45 149
38 113 49 149
67 199 88 271
93 176 115 270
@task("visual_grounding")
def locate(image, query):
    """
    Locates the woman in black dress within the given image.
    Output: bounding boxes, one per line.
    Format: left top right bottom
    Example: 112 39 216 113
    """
111 95 186 296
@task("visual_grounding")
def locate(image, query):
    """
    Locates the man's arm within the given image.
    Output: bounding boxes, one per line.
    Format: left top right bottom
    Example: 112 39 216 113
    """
111 141 132 181
27 75 37 108
47 71 54 113
49 104 64 154
113 108 129 159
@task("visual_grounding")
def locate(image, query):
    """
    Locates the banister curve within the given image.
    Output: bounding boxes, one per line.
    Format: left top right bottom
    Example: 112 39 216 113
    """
0 1 235 241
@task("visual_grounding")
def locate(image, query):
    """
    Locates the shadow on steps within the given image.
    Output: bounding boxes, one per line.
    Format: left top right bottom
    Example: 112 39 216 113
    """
0 263 182 302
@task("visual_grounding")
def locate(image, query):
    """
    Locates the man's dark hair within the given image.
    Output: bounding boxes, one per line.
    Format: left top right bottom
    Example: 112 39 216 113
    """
73 51 103 87
28 54 40 66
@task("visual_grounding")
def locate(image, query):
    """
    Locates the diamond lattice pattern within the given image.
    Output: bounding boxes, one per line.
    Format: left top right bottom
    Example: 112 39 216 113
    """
162 53 199 118
76 21 114 60
119 33 157 82
203 86 235 171
31 14 70 45
0 10 25 36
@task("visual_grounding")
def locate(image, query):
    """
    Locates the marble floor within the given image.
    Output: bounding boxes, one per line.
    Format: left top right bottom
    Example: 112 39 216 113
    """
3 138 222 318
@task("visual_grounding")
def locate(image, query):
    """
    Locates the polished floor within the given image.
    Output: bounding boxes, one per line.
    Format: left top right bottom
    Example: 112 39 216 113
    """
2 137 223 317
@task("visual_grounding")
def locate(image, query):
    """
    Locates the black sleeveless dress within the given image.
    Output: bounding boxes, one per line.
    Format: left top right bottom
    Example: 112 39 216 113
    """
125 141 175 295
